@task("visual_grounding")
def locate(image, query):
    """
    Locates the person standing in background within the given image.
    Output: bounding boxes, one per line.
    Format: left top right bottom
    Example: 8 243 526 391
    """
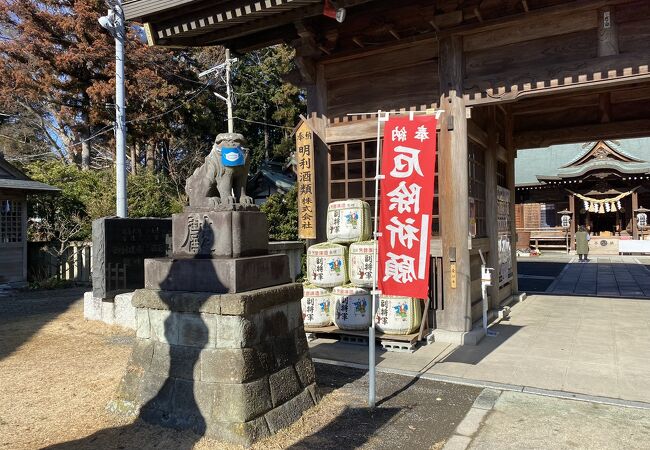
575 225 590 262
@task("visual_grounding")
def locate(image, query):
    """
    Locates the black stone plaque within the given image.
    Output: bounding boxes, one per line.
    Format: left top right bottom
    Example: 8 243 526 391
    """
92 217 172 299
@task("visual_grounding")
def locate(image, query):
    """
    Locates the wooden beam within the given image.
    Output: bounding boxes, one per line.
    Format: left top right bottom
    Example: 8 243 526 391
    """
464 50 650 105
514 119 650 149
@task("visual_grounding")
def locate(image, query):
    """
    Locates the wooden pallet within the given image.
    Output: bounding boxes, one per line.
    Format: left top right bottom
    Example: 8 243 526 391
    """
305 325 420 345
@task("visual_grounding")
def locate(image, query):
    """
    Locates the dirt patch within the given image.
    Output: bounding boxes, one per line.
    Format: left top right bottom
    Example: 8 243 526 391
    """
0 289 480 450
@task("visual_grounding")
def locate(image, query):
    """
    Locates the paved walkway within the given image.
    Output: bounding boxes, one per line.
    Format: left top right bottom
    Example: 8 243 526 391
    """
309 293 650 404
444 389 650 450
546 256 650 298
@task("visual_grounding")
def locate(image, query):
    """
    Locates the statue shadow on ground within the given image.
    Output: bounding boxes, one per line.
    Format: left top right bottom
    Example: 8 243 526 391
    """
44 228 216 450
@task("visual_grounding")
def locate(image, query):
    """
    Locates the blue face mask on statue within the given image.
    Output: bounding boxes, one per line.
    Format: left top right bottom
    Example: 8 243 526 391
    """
221 145 245 167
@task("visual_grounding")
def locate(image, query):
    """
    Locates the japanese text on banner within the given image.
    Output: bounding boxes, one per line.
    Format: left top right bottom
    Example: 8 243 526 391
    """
296 122 317 239
378 116 437 299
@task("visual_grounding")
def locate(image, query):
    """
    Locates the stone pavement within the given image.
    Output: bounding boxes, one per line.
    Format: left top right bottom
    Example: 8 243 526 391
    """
309 293 650 404
546 256 650 298
444 389 650 450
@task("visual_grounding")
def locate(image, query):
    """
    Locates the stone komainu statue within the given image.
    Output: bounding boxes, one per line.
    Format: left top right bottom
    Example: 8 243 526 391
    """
185 133 254 208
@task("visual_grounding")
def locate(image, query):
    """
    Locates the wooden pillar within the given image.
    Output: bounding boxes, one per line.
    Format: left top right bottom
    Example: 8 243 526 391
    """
437 35 471 332
504 106 518 294
632 190 639 239
306 63 329 244
22 197 28 281
485 107 500 308
569 194 576 251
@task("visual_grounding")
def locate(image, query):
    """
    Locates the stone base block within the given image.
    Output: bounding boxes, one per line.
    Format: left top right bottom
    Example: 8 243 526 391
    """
172 210 268 258
114 292 136 329
144 254 290 293
84 291 137 330
83 291 102 321
432 326 486 346
110 283 318 446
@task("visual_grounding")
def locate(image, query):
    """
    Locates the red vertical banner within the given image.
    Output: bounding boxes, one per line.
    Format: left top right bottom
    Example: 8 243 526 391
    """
378 116 437 299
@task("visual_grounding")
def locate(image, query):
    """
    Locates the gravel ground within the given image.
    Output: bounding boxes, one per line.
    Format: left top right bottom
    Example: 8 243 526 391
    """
0 288 480 450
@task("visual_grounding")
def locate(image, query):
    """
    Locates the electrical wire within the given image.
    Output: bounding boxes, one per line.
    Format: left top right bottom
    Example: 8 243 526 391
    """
231 116 294 130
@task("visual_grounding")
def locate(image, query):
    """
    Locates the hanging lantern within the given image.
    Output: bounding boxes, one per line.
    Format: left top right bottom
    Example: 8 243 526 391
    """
599 203 605 214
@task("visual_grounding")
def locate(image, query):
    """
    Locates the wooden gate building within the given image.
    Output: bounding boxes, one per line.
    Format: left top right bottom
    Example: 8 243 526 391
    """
125 0 650 343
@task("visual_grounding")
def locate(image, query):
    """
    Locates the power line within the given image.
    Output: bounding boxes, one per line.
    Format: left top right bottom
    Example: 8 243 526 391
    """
231 116 293 130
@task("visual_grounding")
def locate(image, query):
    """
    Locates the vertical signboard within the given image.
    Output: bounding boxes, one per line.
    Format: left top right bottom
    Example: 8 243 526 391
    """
377 116 437 299
296 122 316 239
497 186 513 286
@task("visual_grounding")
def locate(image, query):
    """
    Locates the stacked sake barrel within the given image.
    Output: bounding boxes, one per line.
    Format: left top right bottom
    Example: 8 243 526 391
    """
301 200 422 336
302 200 373 330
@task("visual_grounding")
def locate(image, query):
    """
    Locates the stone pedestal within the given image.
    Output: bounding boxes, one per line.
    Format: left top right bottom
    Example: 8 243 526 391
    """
172 210 269 258
144 255 291 293
109 284 318 446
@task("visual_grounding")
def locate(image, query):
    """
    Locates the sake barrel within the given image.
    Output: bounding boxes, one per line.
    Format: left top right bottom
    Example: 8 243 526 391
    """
301 284 333 327
349 240 376 288
375 295 422 335
326 200 372 243
306 243 348 288
333 285 374 331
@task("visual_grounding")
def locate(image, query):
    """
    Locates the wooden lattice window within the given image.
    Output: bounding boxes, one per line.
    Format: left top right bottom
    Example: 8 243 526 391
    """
328 138 440 236
0 200 22 243
468 141 487 238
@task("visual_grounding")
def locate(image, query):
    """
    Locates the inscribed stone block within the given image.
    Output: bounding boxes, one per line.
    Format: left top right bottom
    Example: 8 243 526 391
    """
92 217 171 299
171 210 232 258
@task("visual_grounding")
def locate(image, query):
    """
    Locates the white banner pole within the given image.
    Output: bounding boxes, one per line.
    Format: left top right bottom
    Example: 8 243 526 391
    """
369 109 386 408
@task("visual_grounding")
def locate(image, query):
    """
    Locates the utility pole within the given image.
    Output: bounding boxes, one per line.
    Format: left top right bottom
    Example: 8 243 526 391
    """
99 0 127 218
225 48 234 133
199 49 237 133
